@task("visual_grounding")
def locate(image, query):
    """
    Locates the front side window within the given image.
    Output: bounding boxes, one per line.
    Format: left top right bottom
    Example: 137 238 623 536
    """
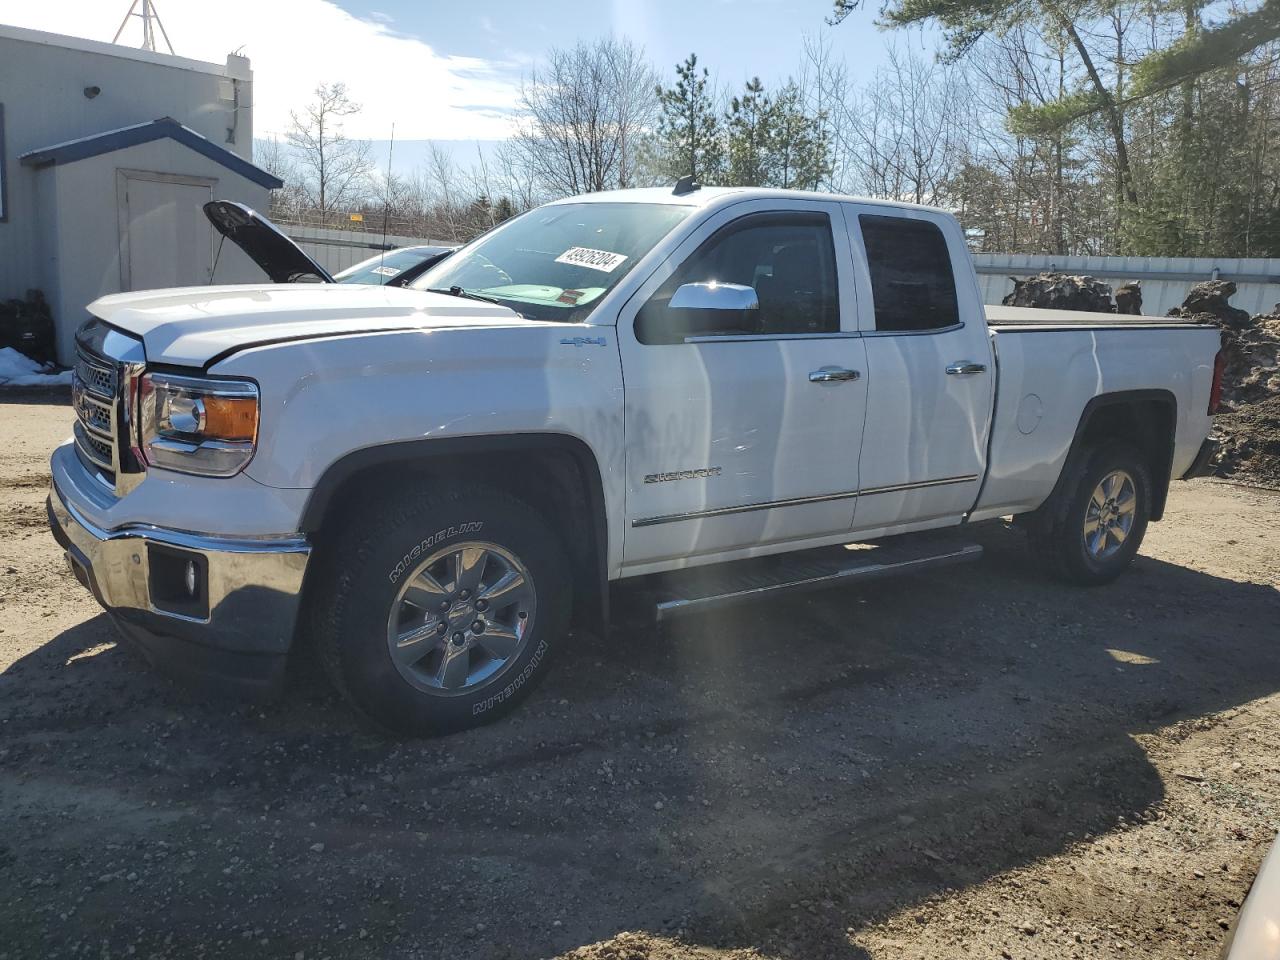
859 214 959 332
636 212 840 345
412 202 692 322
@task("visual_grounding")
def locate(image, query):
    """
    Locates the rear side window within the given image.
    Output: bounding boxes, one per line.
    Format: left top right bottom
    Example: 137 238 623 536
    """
859 215 959 332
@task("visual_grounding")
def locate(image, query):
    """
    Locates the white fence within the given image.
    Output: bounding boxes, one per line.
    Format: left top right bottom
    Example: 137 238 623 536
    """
973 254 1280 317
285 225 452 275
288 225 1280 318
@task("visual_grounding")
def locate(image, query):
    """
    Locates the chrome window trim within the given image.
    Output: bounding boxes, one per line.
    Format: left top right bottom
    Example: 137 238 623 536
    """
631 474 980 527
682 331 866 344
861 321 967 338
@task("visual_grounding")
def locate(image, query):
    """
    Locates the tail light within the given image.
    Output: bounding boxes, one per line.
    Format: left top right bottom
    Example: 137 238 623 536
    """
1208 349 1227 414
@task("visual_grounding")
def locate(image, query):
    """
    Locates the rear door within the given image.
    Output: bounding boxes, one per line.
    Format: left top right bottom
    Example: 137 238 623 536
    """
619 198 869 569
842 206 994 533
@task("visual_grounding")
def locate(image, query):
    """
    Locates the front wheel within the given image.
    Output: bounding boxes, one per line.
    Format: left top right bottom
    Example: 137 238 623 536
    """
313 486 570 735
1027 440 1153 586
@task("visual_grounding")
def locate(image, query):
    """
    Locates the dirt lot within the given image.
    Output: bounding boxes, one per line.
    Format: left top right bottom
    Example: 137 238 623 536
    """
2 394 1278 960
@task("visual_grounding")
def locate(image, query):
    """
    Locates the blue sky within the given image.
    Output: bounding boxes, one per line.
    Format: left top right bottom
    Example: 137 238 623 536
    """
339 0 936 173
7 0 938 175
337 0 918 92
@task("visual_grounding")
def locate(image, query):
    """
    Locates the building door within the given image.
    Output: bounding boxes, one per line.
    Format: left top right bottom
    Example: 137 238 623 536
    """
119 172 215 291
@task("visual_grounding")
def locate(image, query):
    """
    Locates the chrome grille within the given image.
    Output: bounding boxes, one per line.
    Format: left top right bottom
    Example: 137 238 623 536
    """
72 346 119 482
72 384 113 435
73 420 114 471
74 352 116 398
70 323 145 494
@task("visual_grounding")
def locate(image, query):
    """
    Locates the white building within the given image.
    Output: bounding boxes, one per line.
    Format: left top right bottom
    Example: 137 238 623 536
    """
0 24 278 363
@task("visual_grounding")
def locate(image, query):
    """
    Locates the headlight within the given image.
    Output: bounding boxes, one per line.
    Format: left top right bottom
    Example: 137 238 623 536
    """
139 373 259 477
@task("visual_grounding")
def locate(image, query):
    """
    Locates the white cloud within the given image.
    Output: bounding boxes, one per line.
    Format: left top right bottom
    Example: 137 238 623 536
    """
5 0 523 141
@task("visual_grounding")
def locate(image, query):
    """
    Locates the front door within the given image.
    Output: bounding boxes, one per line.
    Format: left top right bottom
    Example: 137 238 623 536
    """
619 199 868 570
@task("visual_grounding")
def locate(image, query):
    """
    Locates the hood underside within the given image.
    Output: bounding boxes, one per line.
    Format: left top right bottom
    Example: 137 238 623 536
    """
204 200 335 284
88 284 527 366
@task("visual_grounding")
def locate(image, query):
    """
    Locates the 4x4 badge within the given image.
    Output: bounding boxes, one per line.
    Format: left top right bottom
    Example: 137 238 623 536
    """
559 336 607 347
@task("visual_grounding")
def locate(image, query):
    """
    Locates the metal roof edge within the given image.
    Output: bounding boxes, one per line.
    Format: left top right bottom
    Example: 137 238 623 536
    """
19 117 283 190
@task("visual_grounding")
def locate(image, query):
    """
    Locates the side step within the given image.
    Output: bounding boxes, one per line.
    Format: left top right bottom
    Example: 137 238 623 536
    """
645 536 983 621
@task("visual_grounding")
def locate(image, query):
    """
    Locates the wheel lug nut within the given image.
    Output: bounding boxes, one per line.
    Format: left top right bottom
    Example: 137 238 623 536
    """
458 589 470 600
436 621 448 633
475 599 488 612
472 620 485 634
451 632 465 646
439 600 451 612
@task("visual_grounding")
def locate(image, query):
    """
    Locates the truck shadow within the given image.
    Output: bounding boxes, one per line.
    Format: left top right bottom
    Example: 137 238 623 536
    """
3 522 1279 959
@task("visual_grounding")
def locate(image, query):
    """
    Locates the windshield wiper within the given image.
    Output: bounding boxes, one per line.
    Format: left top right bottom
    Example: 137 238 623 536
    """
426 286 523 316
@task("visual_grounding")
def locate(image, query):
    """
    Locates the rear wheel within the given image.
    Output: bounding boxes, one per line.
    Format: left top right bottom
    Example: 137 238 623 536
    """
313 486 570 735
1027 441 1152 585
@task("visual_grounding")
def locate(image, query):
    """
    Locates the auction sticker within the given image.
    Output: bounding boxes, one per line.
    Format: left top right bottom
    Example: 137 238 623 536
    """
555 247 628 273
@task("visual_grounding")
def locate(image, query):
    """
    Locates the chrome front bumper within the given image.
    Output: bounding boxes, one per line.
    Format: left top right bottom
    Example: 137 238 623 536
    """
48 479 311 695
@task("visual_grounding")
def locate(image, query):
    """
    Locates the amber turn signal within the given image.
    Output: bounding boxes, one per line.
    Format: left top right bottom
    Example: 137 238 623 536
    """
202 395 259 441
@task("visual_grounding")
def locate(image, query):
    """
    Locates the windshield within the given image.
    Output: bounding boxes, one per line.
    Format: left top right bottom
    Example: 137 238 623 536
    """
411 202 692 321
335 247 450 285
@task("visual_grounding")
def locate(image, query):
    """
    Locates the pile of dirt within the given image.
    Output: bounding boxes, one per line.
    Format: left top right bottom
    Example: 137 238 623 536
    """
1215 394 1280 485
1166 279 1253 330
1167 281 1280 485
1002 273 1121 313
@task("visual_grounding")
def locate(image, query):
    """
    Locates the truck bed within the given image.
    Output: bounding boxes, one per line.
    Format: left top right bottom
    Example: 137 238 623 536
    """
987 305 1214 331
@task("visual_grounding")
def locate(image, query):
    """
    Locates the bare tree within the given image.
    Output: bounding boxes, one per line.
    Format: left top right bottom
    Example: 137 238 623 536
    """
423 143 465 241
286 82 374 222
845 45 969 205
510 38 659 197
254 135 294 183
798 34 852 192
495 140 541 212
253 135 303 221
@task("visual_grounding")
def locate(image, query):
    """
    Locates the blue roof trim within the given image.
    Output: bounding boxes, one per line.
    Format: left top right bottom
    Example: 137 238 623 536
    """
19 117 284 190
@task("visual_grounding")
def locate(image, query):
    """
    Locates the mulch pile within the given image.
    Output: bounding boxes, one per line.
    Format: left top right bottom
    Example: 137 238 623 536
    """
1165 282 1280 485
1007 273 1280 486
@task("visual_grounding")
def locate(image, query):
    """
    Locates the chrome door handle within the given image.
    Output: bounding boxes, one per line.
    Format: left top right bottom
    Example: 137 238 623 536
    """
946 360 987 375
809 367 861 383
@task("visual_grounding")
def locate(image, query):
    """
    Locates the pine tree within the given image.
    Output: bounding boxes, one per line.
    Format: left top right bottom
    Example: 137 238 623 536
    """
765 82 832 189
726 78 773 186
654 54 725 183
832 0 1280 216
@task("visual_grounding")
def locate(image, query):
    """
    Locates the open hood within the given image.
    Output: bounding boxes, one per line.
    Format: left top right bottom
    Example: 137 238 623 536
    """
204 201 334 284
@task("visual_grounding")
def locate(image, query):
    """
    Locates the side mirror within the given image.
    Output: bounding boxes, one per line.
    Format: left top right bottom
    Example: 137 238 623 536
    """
669 281 758 311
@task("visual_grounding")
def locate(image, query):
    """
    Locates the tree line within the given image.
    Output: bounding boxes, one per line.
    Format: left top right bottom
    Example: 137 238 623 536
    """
257 0 1280 257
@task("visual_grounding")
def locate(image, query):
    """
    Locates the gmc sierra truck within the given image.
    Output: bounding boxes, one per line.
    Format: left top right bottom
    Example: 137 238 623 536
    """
48 185 1224 734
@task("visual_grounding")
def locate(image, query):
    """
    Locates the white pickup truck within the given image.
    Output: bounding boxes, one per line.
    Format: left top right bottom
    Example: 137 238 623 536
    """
48 185 1224 734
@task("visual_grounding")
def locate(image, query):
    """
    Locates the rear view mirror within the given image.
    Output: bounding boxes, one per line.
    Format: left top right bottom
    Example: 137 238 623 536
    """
669 282 759 311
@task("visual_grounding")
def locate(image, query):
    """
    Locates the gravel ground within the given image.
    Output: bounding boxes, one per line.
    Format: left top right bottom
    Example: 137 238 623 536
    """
2 394 1278 960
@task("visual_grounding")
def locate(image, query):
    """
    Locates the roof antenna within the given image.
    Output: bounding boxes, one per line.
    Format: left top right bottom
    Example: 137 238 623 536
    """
378 123 395 284
672 174 701 196
113 0 175 54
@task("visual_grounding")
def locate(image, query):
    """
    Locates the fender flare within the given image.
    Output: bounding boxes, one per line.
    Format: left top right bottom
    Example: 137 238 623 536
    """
298 432 611 629
1044 389 1178 521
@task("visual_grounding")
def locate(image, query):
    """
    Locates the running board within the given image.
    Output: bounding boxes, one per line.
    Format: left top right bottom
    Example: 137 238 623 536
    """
646 538 983 622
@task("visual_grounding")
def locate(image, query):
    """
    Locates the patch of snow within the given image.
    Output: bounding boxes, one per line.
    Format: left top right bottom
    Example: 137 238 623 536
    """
0 346 72 387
